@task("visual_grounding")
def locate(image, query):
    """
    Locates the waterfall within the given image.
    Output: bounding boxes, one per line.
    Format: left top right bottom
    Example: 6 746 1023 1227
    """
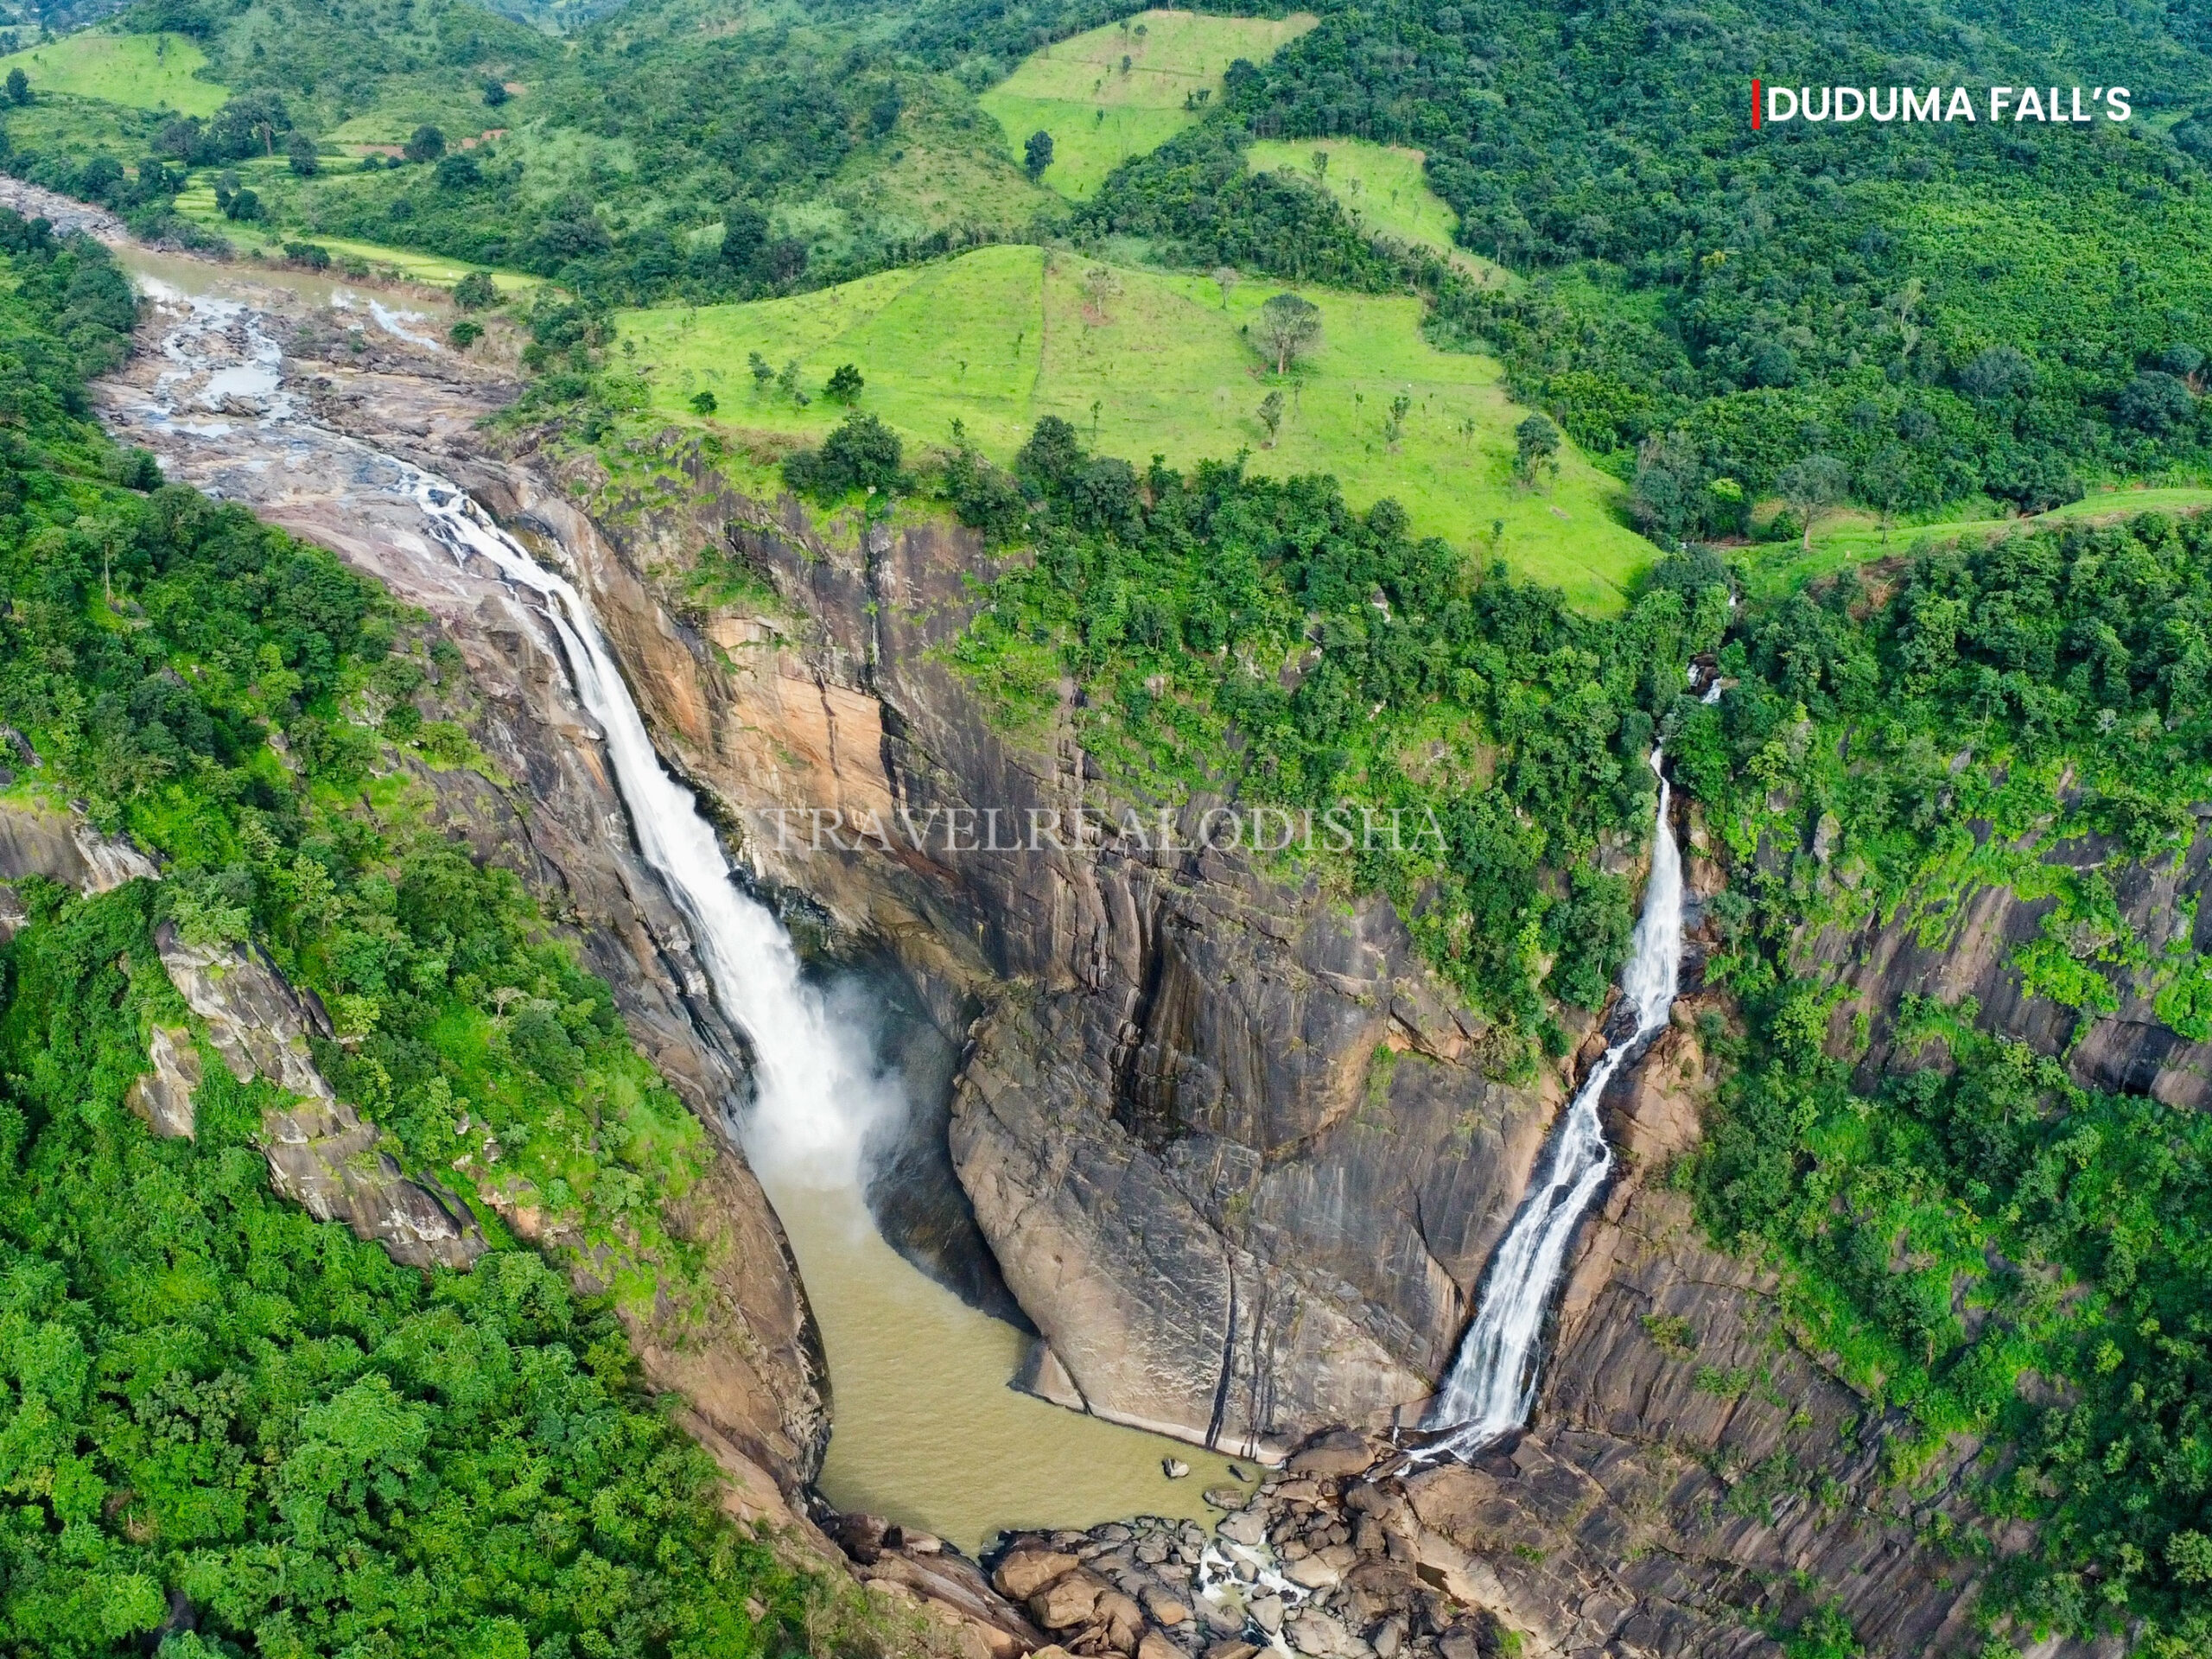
406 479 900 1192
1421 749 1685 1456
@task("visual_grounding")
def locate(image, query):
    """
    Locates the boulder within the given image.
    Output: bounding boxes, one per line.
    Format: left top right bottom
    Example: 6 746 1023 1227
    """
1286 1554 1343 1591
1219 1510 1266 1548
1287 1429 1378 1479
995 1548 1082 1601
1141 1588 1191 1626
1203 1486 1249 1510
1287 1611 1356 1659
1030 1570 1105 1630
1138 1634 1184 1659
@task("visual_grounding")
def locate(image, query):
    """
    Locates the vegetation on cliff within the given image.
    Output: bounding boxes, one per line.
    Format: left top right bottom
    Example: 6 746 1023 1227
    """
0 217 837 1656
1684 512 2212 1650
941 386 2212 1645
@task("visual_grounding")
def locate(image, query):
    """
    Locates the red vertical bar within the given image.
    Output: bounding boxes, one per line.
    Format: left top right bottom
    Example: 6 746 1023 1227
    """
1752 78 1763 129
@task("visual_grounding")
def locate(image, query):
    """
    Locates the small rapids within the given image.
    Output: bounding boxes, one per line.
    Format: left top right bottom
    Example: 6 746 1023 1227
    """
1418 749 1686 1459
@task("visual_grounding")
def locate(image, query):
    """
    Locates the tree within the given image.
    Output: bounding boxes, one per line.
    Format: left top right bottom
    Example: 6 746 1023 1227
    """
1775 454 1849 551
287 130 319 176
1312 149 1329 182
4 69 27 107
483 78 510 107
690 390 718 416
721 205 768 273
1024 130 1054 181
1513 413 1560 485
748 351 773 396
785 410 904 502
208 92 290 159
1212 265 1238 309
775 359 810 405
1383 392 1411 451
404 124 447 164
449 320 483 350
823 363 864 404
1258 390 1284 447
2118 372 2196 434
222 186 264 222
436 151 481 189
1256 292 1321 375
1859 443 1910 542
452 271 497 310
1958 345 2036 402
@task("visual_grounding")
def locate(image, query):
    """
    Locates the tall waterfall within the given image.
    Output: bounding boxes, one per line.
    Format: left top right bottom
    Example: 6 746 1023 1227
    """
408 480 899 1191
1422 749 1685 1455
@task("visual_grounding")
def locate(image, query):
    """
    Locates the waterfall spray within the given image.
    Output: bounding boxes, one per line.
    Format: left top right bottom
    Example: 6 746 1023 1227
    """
1421 750 1685 1457
407 479 902 1192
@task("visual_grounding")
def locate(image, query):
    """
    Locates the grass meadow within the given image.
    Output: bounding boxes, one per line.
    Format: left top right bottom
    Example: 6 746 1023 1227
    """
0 30 225 117
1743 484 2212 595
618 244 1653 610
978 9 1317 200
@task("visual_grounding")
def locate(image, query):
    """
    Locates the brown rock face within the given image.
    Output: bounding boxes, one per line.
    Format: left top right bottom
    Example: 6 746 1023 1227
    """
480 456 1565 1456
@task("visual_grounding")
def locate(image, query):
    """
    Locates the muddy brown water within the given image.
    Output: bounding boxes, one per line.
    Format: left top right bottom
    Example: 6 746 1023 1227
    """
106 241 1248 1553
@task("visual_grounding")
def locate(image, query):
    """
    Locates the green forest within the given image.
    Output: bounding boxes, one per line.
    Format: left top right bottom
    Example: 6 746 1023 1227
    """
0 0 2208 1649
0 216 865 1657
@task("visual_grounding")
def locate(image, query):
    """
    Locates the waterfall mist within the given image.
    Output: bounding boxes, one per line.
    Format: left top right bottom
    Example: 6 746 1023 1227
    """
1422 749 1685 1456
409 480 906 1195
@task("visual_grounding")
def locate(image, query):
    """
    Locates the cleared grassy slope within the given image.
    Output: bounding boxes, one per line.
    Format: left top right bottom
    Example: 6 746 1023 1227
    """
1243 137 1510 287
978 9 1316 200
0 30 226 117
619 245 1654 609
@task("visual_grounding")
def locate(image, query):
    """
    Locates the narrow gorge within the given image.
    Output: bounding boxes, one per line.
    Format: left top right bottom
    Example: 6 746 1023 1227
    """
41 224 2193 1659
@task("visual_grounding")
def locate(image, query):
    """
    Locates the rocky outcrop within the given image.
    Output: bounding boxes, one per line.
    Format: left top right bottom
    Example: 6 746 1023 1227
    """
0 798 159 894
1801 817 2212 1106
126 1025 201 1139
152 919 486 1270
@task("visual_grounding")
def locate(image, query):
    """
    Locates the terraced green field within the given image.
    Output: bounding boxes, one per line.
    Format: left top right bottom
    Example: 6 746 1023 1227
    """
978 9 1317 200
0 30 226 116
619 244 1654 610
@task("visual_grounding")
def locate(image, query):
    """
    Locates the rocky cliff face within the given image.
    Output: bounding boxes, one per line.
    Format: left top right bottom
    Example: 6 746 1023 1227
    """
1801 819 2212 1105
478 445 1569 1457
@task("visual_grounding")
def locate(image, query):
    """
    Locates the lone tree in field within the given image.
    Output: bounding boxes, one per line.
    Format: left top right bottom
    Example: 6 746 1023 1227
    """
404 124 447 163
823 363 864 404
1024 130 1054 181
1258 390 1284 447
1257 292 1320 376
1513 413 1560 485
1776 453 1850 551
5 69 28 107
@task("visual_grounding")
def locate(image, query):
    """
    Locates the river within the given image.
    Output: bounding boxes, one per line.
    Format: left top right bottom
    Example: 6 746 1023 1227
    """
99 242 1244 1552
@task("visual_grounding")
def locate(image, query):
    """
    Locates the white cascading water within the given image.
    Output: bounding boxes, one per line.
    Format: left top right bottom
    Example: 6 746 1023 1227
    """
1421 748 1685 1456
406 479 899 1189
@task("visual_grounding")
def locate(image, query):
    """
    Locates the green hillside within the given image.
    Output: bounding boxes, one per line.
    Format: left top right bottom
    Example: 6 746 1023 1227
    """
619 245 1652 609
0 29 225 117
978 9 1316 200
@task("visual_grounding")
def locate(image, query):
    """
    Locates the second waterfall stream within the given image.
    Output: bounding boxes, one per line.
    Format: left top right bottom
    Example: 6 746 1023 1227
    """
1422 748 1686 1456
